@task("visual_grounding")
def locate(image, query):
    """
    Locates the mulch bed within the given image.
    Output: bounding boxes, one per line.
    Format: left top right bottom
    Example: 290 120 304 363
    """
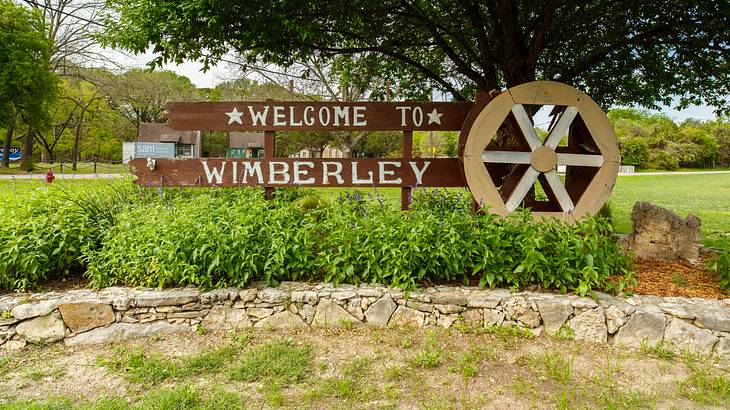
631 254 726 299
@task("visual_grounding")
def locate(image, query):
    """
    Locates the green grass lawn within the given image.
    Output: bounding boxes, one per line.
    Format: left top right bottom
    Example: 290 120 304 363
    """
0 161 129 174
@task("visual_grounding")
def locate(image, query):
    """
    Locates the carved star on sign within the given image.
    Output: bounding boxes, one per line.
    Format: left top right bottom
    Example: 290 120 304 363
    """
226 107 244 125
426 108 443 125
481 104 604 212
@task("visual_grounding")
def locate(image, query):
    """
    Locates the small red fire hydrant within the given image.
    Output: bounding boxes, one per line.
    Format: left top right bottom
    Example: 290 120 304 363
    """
45 168 55 184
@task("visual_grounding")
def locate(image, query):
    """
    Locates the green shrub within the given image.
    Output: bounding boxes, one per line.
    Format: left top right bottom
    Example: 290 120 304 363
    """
709 250 730 293
620 138 650 168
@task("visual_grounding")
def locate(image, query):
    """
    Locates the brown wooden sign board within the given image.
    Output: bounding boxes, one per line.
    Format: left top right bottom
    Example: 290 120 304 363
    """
166 101 473 131
130 158 466 188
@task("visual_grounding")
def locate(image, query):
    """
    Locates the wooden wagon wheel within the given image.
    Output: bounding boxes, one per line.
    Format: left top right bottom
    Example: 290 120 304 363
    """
462 81 620 222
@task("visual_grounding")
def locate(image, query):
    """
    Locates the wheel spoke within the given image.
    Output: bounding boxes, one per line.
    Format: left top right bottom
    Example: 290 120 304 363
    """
544 106 578 149
543 170 574 212
505 167 539 211
481 151 531 164
511 104 542 150
556 153 604 167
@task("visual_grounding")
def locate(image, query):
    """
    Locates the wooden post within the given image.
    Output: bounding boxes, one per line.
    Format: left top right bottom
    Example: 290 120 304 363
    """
264 130 276 200
401 130 413 210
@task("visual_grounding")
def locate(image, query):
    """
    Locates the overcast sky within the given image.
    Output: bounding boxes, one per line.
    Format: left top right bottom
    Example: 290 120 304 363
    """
122 50 720 123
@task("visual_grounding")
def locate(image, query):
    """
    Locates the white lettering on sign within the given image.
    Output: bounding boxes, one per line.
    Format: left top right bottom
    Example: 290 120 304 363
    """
293 161 315 184
269 162 290 184
242 162 263 183
322 162 343 184
273 106 286 126
397 106 411 126
248 106 269 126
378 161 402 184
202 161 226 184
353 106 367 126
409 161 430 185
199 160 433 185
333 106 349 126
352 162 374 184
303 106 315 126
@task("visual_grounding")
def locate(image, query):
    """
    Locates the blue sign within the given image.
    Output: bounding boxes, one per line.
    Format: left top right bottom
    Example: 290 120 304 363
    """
134 142 175 158
0 148 21 161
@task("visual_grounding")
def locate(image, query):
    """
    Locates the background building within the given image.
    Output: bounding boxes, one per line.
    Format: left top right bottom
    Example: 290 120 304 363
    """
122 123 202 163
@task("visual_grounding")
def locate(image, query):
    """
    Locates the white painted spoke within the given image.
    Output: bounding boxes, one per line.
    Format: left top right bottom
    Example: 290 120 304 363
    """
505 168 539 211
556 153 604 167
543 170 575 212
544 106 578 149
481 151 531 164
511 104 542 150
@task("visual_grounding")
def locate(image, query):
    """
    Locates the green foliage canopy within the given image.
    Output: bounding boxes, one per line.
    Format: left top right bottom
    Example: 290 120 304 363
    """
0 0 58 129
104 0 729 112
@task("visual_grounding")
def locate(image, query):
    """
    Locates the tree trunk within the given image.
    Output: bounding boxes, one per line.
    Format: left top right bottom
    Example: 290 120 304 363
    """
21 128 34 172
72 113 84 171
2 121 13 168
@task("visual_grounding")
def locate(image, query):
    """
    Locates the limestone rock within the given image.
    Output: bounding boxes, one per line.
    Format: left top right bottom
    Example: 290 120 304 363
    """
536 299 573 334
3 340 26 351
430 291 467 306
364 295 397 326
626 202 701 263
199 288 239 304
434 304 466 315
406 300 433 313
465 289 508 308
312 299 360 327
484 309 505 326
134 289 199 307
202 306 249 330
258 288 288 304
615 310 666 349
461 309 483 328
65 321 189 346
58 302 114 333
570 307 607 343
713 336 730 357
15 313 66 344
664 318 718 354
694 311 730 332
247 307 274 319
503 297 541 328
290 291 318 304
239 288 258 303
11 300 59 320
605 305 627 334
388 306 425 328
254 311 306 329
299 304 315 324
437 314 457 328
345 299 365 321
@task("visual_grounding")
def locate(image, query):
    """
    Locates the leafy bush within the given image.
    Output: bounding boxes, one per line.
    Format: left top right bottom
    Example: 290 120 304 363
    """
80 187 632 295
0 187 94 290
709 250 730 293
620 138 650 168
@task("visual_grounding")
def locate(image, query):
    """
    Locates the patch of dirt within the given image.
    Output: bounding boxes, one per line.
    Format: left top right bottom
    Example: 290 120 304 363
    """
0 327 726 408
631 254 726 299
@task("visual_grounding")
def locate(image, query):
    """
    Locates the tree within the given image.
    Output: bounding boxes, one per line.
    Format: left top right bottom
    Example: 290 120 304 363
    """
107 68 200 129
104 0 729 113
0 0 58 170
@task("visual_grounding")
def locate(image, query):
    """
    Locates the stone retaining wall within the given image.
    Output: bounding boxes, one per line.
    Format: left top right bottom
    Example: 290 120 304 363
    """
1 283 729 356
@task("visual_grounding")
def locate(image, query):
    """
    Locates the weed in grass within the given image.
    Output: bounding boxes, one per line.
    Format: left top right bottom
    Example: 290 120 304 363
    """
97 348 178 384
303 357 378 403
337 319 354 330
448 346 482 380
679 366 730 406
640 339 676 360
384 365 404 381
512 375 538 401
670 271 688 287
0 357 12 378
182 345 238 374
229 340 312 384
195 324 208 336
232 330 253 348
554 323 574 340
399 338 413 349
483 324 535 344
259 381 286 408
411 331 442 369
542 351 573 384
137 385 200 409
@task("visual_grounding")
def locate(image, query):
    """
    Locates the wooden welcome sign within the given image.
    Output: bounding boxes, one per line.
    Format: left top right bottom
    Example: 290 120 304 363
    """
130 81 620 221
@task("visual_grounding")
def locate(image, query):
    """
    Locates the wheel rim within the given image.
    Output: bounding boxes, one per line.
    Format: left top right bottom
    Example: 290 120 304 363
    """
463 81 620 221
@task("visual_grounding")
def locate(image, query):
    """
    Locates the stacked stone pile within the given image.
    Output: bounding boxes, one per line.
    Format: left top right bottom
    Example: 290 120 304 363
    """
1 283 729 356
